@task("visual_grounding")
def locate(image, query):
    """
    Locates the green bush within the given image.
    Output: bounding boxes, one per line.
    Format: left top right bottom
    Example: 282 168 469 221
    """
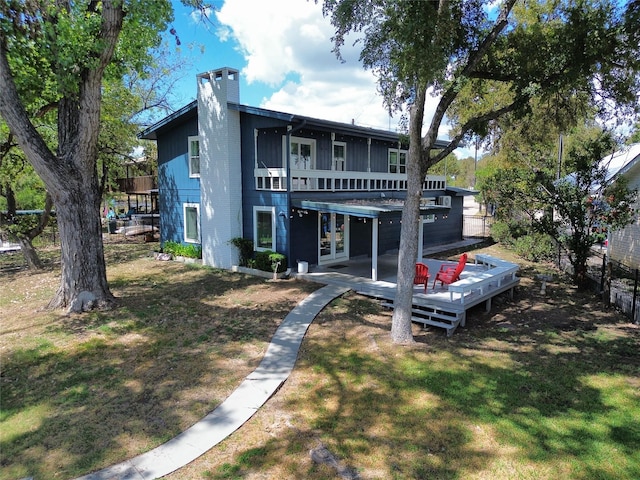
162 240 181 256
229 237 254 267
180 243 202 259
254 250 287 273
490 219 528 246
513 234 556 262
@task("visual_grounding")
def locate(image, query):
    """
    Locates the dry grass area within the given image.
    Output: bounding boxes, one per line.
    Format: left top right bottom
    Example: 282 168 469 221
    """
1 241 639 480
0 243 318 480
165 244 639 480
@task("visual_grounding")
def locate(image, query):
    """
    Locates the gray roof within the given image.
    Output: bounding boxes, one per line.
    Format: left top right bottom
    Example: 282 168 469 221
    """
140 100 449 149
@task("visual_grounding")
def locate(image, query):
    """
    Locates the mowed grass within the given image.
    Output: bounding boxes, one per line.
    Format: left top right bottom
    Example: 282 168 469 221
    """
165 250 639 480
0 243 319 480
1 242 639 479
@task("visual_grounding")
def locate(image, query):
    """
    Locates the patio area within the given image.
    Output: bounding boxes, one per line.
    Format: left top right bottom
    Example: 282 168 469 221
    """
296 240 520 336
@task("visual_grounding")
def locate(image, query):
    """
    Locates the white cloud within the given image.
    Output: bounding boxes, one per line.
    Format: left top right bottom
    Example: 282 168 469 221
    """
213 0 453 138
213 0 401 131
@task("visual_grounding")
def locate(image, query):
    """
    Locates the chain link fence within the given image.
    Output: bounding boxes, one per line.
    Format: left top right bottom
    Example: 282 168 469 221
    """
463 215 494 238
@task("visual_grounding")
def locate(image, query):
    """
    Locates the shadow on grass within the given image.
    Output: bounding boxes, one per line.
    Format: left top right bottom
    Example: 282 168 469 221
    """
199 289 639 480
0 261 319 480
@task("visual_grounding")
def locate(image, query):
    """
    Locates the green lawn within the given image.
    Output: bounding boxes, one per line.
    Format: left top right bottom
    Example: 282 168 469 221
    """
1 242 638 480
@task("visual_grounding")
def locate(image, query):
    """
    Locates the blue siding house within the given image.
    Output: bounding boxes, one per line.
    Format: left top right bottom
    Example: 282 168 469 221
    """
140 67 472 279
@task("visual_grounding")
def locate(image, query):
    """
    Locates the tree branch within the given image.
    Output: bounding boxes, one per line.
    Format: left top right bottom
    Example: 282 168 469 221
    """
422 0 517 156
0 43 59 185
430 96 529 164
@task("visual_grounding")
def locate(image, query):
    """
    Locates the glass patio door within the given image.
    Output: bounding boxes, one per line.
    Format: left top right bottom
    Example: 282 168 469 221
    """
319 212 348 263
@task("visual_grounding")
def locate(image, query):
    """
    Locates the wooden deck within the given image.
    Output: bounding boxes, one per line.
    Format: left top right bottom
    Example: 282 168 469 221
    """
297 253 520 336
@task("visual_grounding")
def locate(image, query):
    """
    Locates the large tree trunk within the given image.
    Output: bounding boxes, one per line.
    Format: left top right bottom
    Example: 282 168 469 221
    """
48 181 114 311
391 89 427 344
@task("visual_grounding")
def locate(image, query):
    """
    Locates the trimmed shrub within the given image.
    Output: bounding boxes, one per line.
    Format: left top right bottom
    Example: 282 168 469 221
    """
254 250 287 273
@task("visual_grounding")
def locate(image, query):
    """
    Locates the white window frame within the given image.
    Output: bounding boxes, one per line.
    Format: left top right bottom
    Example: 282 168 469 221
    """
333 141 347 171
253 206 276 252
183 203 200 244
388 148 408 174
285 136 316 170
188 136 201 178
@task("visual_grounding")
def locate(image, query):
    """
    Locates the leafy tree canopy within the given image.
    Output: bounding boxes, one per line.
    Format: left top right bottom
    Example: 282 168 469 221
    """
321 0 640 342
0 0 204 309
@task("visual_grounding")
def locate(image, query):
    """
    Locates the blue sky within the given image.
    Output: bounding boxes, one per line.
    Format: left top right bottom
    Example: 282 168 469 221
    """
163 0 472 156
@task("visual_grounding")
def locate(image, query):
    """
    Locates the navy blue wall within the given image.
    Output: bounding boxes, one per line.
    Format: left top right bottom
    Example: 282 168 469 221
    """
349 218 371 257
156 115 199 245
290 213 318 265
422 195 464 246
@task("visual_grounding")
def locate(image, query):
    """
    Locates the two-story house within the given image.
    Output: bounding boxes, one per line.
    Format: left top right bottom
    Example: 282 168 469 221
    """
140 67 473 279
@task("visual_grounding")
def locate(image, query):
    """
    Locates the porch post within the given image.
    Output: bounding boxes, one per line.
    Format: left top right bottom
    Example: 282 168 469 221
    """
371 218 379 281
418 215 424 261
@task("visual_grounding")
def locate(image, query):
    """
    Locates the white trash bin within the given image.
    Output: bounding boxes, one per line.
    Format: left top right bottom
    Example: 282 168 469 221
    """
297 261 309 274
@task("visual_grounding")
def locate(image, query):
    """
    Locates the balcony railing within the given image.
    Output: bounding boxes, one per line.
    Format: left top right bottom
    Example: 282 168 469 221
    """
116 175 157 193
254 168 446 192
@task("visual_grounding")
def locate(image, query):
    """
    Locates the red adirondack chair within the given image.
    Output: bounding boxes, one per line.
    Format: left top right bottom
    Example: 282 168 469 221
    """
432 253 468 288
414 262 430 292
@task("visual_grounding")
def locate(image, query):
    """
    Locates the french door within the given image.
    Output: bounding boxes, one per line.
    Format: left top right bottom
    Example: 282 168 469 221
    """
319 212 349 263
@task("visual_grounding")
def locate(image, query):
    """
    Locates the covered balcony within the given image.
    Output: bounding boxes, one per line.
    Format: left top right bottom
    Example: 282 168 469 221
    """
254 168 446 192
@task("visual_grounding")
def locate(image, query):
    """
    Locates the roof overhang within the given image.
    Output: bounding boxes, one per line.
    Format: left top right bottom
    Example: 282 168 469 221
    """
138 101 197 140
446 186 478 196
138 99 452 149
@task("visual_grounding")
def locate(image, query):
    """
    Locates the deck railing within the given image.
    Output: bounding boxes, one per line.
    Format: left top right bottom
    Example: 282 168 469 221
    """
254 168 446 192
116 175 157 193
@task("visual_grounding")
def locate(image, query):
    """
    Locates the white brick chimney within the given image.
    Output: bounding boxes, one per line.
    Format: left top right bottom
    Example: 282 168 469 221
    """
196 67 242 269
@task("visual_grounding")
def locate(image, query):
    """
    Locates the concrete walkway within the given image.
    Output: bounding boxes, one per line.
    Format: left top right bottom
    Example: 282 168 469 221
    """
76 284 350 480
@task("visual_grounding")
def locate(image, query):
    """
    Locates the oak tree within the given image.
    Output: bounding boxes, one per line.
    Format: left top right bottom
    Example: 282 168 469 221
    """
0 1 177 311
321 0 640 342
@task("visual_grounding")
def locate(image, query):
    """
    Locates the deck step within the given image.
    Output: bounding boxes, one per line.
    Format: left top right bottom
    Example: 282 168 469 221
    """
411 317 462 337
381 301 465 336
411 308 461 322
381 302 462 322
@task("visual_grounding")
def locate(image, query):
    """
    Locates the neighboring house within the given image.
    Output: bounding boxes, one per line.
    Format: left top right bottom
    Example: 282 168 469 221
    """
140 67 474 279
604 143 640 270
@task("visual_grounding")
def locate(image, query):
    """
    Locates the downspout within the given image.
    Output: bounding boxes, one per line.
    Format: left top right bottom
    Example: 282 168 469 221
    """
285 120 307 267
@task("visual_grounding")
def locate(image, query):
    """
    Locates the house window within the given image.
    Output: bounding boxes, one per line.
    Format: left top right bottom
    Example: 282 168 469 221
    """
188 136 200 178
183 203 200 243
254 206 276 251
333 142 346 171
288 137 315 170
388 149 407 174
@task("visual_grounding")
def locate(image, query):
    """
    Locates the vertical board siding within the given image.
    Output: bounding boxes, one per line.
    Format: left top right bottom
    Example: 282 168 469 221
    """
157 116 199 245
